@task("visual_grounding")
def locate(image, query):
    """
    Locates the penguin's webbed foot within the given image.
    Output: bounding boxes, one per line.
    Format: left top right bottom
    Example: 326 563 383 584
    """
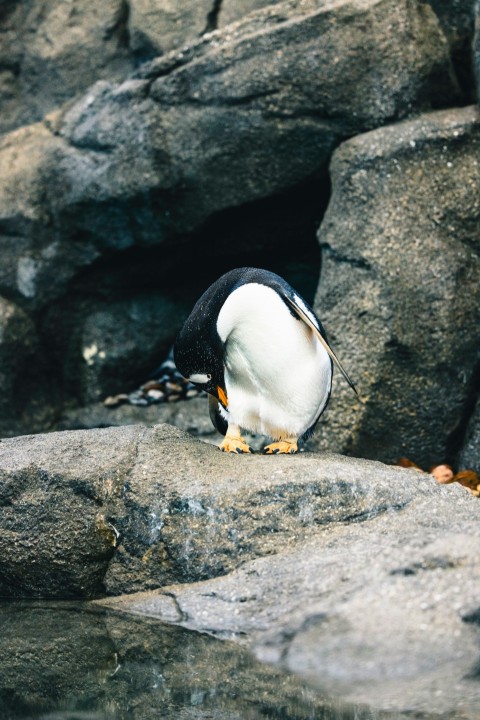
220 435 253 454
263 440 298 455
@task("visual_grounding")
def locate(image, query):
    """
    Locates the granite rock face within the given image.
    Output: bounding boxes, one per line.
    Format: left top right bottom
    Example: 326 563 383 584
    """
312 105 480 468
0 422 437 597
1 0 458 306
2 423 479 714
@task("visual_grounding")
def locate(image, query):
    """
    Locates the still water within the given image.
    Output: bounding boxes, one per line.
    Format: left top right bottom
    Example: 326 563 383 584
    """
0 601 435 720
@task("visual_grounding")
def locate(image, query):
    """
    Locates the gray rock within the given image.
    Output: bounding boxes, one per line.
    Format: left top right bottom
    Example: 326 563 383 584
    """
0 421 463 600
0 0 134 136
98 470 480 716
128 0 214 61
0 0 459 312
57 395 221 441
63 293 191 404
218 0 284 27
0 0 238 137
2 422 479 715
312 105 480 468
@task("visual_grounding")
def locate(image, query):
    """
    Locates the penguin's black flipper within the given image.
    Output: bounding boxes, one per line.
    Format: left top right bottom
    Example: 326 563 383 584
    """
208 394 228 436
283 295 358 396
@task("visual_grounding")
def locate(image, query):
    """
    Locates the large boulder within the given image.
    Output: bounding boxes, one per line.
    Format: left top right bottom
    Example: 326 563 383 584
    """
99 492 480 716
0 0 460 312
2 422 479 715
0 0 238 137
312 105 480 468
0 422 435 597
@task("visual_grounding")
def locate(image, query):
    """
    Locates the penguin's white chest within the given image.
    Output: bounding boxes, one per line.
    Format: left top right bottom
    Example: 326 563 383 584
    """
216 283 332 439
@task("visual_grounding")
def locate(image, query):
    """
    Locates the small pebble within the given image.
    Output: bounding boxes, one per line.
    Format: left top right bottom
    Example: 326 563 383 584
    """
104 394 129 408
103 348 205 408
147 389 165 402
141 380 163 392
128 391 149 406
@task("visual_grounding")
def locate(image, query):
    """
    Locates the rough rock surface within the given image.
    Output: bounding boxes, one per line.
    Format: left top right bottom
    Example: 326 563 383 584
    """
2 424 479 714
218 0 284 27
0 0 133 136
312 105 480 468
0 0 459 311
0 0 231 137
47 293 192 406
0 422 443 598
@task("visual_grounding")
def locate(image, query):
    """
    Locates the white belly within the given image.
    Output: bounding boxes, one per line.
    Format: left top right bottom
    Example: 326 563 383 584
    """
216 283 332 440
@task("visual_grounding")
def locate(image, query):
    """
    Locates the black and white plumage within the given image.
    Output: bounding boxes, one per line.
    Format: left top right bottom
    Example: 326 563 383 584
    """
174 267 356 454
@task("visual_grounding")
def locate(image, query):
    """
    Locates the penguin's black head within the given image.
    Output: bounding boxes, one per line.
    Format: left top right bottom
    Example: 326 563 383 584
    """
173 316 227 405
173 269 249 408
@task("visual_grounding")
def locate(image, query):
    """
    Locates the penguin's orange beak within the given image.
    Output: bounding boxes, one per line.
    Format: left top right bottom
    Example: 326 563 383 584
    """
217 386 228 408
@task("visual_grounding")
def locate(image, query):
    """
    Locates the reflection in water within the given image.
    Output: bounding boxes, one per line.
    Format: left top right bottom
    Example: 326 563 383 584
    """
0 602 393 720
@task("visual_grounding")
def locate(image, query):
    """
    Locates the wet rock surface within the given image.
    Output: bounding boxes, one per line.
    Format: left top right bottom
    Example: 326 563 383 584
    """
312 105 480 467
0 601 399 720
1 423 479 715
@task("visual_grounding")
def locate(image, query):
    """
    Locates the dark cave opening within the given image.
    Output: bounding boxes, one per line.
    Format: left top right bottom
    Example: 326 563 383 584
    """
37 173 330 422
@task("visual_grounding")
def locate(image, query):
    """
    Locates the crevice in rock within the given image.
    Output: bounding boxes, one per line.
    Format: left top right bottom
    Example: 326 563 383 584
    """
202 0 223 35
161 591 189 622
445 360 480 469
390 556 463 576
463 607 480 625
320 243 372 272
104 0 131 51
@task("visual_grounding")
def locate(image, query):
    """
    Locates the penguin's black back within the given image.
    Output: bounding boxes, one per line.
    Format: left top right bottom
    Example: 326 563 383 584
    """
174 267 330 384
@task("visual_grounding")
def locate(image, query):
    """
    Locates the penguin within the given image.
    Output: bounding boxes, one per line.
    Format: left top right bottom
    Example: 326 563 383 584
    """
174 267 357 454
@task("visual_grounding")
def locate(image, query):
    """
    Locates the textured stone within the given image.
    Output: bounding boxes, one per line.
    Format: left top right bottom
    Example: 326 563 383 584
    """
312 105 480 467
61 293 191 404
98 478 480 716
0 0 459 312
0 0 133 136
0 421 463 599
2 422 479 714
218 0 284 27
128 0 213 62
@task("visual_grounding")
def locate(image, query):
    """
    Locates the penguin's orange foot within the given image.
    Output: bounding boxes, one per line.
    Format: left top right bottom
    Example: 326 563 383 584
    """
220 435 253 454
263 440 298 455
